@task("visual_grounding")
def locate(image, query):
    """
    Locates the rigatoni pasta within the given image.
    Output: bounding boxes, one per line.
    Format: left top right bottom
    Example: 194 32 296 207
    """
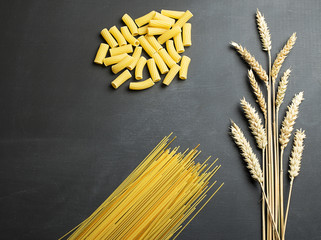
94 43 109 64
158 48 176 68
147 58 161 82
138 25 148 35
109 26 127 46
122 13 138 36
149 20 171 29
179 55 191 79
127 46 142 70
101 28 118 48
182 23 192 46
138 36 156 57
129 78 155 90
111 55 134 74
109 44 133 56
152 52 169 74
103 53 128 66
163 64 181 85
157 26 181 44
153 12 175 26
166 40 181 63
111 69 132 89
161 9 185 19
174 32 185 53
145 35 163 51
135 11 156 27
172 10 193 28
120 26 139 46
147 27 168 36
135 56 147 80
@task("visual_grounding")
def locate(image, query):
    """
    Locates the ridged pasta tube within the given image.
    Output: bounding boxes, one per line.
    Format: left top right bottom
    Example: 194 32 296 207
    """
138 36 156 57
135 56 147 80
103 53 128 66
111 69 132 89
147 27 168 36
182 23 192 46
161 10 185 19
152 52 169 74
120 26 139 46
138 25 148 35
122 14 138 36
101 28 118 48
94 43 109 64
109 44 133 56
127 47 142 70
145 35 163 51
172 10 193 28
149 20 171 29
163 64 181 85
129 78 155 90
179 56 191 80
174 32 184 53
158 48 176 68
111 55 134 74
109 26 127 46
157 26 181 44
166 40 181 63
135 11 156 27
153 12 175 26
147 58 161 82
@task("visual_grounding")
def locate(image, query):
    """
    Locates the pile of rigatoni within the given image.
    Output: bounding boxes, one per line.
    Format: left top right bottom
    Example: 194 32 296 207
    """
94 10 193 90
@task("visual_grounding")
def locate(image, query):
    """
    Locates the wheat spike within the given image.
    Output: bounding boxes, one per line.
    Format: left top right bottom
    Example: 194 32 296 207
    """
276 69 291 109
231 41 268 84
271 33 297 82
248 69 267 119
230 120 264 183
256 9 271 51
279 92 304 149
240 98 267 149
288 129 306 180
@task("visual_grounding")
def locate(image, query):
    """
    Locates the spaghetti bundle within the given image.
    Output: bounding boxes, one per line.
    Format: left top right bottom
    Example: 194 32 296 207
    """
61 134 222 240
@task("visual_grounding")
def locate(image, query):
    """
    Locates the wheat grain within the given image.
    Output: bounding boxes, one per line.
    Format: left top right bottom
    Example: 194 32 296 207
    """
230 120 264 183
271 33 297 82
289 129 305 179
279 92 304 149
256 9 271 51
231 41 268 84
240 98 267 150
276 69 291 109
248 69 267 118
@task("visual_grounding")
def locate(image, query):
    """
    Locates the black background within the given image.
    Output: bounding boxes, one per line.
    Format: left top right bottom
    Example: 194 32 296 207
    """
1 0 320 239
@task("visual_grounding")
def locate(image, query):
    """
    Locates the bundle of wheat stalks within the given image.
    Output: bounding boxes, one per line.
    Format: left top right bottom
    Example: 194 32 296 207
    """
230 10 305 240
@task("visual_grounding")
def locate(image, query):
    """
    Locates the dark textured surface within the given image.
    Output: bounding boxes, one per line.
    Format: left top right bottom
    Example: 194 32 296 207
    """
1 0 320 239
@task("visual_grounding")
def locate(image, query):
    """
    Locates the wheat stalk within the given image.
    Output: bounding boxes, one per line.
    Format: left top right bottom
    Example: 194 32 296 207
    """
248 69 267 119
240 98 267 150
279 92 304 149
231 42 269 85
256 9 271 51
276 69 291 110
271 33 297 82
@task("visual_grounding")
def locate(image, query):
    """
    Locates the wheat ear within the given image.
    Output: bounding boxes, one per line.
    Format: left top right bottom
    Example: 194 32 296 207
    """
271 33 297 82
276 69 291 110
248 69 267 119
231 42 268 85
256 9 271 51
240 98 267 150
279 92 304 149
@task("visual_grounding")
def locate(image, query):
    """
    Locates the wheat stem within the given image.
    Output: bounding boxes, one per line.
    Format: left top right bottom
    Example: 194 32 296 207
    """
283 180 293 240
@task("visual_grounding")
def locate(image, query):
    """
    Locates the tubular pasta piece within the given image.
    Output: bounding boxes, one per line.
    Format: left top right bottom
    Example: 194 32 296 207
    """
120 26 139 46
135 11 156 27
147 27 168 36
172 10 193 28
103 53 128 66
174 32 185 53
152 52 169 74
149 20 171 29
109 44 133 56
138 36 156 57
101 28 118 48
163 64 181 85
145 35 163 51
122 13 138 36
147 58 161 82
153 12 175 26
94 43 109 64
182 23 192 46
138 25 148 35
135 56 147 80
158 48 176 68
161 10 185 19
166 40 181 63
157 26 181 44
127 47 142 70
109 26 127 46
129 78 155 90
179 56 191 80
111 69 132 89
111 55 134 74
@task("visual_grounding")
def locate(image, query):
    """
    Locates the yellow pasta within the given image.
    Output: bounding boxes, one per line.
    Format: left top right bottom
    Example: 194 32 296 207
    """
138 36 156 57
166 40 181 63
120 26 139 46
109 44 133 56
127 46 142 70
135 56 147 80
152 52 169 74
153 12 175 26
101 28 118 48
145 35 163 51
147 58 161 82
161 9 185 19
157 26 181 44
129 78 155 90
94 43 109 64
103 53 128 66
109 26 127 46
163 64 181 85
182 23 192 46
174 32 185 53
172 10 193 28
138 25 148 35
149 20 171 29
179 55 191 80
158 48 176 68
135 10 156 27
147 27 168 36
111 69 132 89
122 13 138 36
111 55 134 74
